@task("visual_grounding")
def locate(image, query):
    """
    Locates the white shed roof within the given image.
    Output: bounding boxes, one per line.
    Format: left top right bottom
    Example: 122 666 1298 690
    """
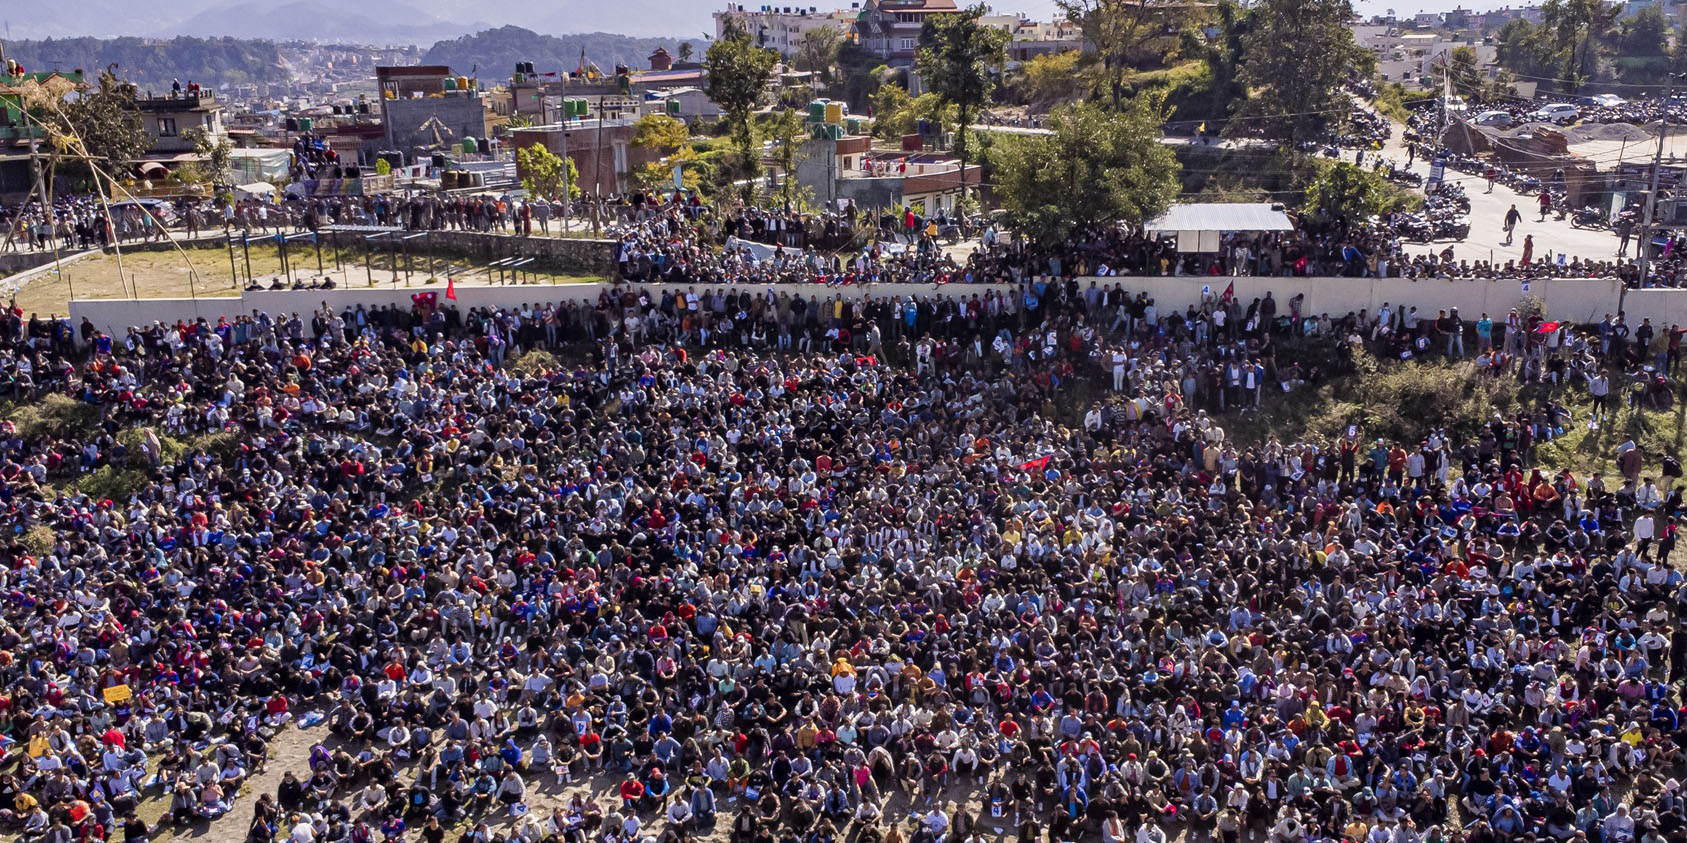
1143 202 1295 233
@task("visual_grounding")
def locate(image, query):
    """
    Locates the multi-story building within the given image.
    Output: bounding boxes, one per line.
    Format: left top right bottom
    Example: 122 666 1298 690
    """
135 88 227 156
855 0 960 65
376 66 491 163
715 4 860 57
1005 18 1086 65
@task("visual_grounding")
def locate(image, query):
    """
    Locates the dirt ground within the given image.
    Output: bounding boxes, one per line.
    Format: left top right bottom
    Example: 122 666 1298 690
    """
151 723 1038 843
2 244 602 320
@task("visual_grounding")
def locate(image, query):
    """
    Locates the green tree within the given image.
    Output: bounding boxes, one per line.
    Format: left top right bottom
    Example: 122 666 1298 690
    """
995 99 1180 245
1230 0 1371 144
1446 46 1482 100
870 83 914 140
632 113 690 155
871 87 955 142
21 65 149 186
1014 50 1089 106
1495 19 1561 84
1612 6 1671 85
631 113 701 195
917 4 1008 200
1057 0 1194 108
1542 0 1618 92
1178 0 1251 120
759 108 809 208
795 26 845 88
705 21 779 195
184 125 233 188
1303 161 1394 233
518 143 580 200
678 42 695 63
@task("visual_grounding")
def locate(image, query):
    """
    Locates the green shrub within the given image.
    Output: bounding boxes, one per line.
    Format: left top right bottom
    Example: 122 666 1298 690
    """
20 525 53 558
6 394 101 440
508 349 559 376
1303 350 1522 445
66 466 150 502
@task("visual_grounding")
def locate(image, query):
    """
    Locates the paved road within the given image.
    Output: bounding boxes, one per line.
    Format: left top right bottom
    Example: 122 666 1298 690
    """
1372 123 1627 267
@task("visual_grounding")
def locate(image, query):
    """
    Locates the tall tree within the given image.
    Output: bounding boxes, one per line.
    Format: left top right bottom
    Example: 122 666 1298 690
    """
759 108 809 208
917 4 1008 202
185 125 233 188
1542 0 1617 92
795 26 845 89
518 144 579 200
1177 0 1251 121
994 99 1180 244
677 42 695 63
21 65 148 186
1231 0 1371 144
1057 0 1194 108
630 113 700 195
705 21 779 196
1445 46 1482 101
1612 5 1670 85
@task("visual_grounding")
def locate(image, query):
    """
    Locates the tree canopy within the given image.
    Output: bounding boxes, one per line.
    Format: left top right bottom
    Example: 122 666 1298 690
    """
917 4 1008 197
518 144 580 201
706 21 779 193
994 99 1181 244
1229 0 1370 144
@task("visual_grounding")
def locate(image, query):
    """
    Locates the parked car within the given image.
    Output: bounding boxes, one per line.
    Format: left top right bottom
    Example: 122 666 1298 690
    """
1531 103 1581 124
1587 93 1627 108
1473 110 1515 128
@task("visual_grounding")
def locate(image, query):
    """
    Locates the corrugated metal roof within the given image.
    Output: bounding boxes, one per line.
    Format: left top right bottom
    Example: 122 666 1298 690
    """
1143 202 1295 233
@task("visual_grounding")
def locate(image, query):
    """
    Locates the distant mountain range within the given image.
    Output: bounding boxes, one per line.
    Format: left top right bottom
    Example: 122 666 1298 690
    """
169 0 488 42
0 36 290 88
0 26 696 90
422 27 692 80
0 0 720 42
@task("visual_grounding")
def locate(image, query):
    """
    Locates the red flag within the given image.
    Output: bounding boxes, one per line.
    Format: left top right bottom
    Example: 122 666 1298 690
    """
1020 455 1051 471
1536 321 1558 333
445 277 457 301
1221 281 1234 303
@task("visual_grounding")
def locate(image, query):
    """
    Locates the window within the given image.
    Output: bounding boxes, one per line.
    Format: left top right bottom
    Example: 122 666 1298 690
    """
613 142 628 175
899 38 915 50
157 117 177 136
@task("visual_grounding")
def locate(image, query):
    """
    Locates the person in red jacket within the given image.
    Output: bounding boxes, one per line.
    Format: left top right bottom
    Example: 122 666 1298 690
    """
618 773 645 812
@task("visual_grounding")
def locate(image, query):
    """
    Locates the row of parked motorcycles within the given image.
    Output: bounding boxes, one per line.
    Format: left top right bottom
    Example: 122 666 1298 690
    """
1391 182 1473 242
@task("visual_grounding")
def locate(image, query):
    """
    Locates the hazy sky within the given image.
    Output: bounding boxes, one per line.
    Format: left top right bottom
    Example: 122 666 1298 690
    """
5 0 1512 42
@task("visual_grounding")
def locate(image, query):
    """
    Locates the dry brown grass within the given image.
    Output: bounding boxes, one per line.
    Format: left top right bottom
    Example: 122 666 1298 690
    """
5 243 602 318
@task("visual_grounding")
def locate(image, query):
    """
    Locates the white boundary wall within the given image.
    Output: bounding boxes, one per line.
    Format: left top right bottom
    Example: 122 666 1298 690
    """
67 277 1687 337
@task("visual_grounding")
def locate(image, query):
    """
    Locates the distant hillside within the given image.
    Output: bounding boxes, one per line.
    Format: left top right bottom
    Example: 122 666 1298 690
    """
421 26 691 79
0 36 289 88
171 0 486 43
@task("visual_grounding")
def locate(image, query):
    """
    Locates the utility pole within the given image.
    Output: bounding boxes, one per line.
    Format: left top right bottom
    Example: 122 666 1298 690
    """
1634 74 1681 310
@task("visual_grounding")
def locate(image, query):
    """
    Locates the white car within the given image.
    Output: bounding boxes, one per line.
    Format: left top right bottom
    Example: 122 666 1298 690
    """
1588 93 1626 108
1531 103 1580 124
1473 110 1514 128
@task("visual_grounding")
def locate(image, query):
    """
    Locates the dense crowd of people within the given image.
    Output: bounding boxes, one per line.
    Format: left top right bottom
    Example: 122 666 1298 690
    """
0 228 1683 843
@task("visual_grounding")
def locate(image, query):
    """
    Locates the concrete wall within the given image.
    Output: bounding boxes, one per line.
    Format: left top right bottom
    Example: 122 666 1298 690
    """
62 275 1687 340
67 282 1019 336
1614 289 1687 331
382 95 490 162
0 250 71 278
416 231 616 276
1080 275 1630 326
